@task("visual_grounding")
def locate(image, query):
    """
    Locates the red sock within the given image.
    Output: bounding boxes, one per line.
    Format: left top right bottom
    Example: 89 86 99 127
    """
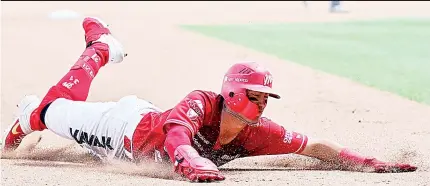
30 43 109 131
54 42 109 101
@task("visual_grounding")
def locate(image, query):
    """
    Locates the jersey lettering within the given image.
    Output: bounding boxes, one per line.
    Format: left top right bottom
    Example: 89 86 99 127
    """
69 128 114 150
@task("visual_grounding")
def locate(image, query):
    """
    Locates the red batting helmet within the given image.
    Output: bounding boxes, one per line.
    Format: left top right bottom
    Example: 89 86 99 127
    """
221 62 280 125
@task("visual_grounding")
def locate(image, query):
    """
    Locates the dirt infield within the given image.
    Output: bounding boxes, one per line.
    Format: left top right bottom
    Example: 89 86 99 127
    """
2 1 430 185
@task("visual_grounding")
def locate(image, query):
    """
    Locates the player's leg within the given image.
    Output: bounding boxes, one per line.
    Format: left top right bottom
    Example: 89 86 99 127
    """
2 17 126 152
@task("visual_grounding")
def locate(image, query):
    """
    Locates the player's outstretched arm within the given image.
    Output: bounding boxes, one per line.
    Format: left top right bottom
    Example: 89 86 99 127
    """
164 124 225 182
247 118 416 173
297 138 417 173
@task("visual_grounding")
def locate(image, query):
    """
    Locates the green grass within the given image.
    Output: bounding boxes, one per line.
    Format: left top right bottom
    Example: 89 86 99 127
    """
181 18 430 105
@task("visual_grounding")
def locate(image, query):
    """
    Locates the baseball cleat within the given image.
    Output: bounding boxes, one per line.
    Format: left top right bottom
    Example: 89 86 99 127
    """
1 95 41 152
83 16 126 64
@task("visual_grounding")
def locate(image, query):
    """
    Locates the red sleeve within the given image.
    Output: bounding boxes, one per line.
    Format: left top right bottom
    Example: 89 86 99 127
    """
162 91 211 162
164 124 193 162
163 90 208 136
246 117 308 156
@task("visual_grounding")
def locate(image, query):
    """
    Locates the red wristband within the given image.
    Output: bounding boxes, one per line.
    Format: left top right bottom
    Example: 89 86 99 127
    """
339 148 382 166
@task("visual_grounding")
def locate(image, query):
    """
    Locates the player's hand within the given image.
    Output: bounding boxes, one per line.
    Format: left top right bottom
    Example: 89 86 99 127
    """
371 162 417 173
365 158 417 173
173 145 225 182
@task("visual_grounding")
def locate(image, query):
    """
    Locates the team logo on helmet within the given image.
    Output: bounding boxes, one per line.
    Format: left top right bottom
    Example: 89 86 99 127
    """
263 74 273 86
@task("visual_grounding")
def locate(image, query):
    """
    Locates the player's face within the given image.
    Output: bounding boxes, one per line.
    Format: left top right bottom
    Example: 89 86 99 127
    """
247 90 269 117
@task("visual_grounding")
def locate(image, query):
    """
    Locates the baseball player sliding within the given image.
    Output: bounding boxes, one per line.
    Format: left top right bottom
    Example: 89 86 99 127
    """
2 17 416 182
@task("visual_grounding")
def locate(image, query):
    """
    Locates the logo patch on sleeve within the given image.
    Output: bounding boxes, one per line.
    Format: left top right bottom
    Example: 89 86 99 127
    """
187 99 204 119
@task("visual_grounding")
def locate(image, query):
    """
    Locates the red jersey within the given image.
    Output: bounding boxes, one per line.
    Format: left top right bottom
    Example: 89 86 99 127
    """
128 90 308 166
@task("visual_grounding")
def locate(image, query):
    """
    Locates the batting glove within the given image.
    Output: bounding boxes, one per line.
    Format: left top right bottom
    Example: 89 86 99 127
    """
173 145 225 182
339 148 417 173
365 158 417 173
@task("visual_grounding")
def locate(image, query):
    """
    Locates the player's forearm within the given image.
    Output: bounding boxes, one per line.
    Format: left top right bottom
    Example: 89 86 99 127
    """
300 139 383 168
164 124 193 162
299 138 345 163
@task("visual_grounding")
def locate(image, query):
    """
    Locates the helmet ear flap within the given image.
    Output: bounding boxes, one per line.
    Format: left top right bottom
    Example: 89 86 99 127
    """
223 91 260 125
